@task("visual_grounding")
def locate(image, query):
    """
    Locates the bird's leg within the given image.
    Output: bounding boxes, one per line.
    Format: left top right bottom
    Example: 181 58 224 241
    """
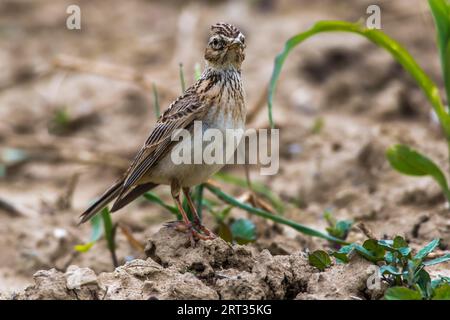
168 181 212 246
183 187 216 239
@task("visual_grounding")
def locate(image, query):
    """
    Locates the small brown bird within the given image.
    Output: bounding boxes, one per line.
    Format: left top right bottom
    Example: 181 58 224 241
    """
80 23 246 244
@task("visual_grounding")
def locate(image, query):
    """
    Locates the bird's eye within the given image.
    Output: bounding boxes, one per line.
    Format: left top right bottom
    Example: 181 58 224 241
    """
212 39 219 46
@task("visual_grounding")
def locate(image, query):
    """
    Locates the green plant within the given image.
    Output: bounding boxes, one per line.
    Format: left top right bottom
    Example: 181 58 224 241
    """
204 183 348 245
268 0 450 204
152 82 160 118
74 207 118 267
48 106 72 134
324 210 353 241
214 172 285 214
179 63 186 92
308 250 332 271
307 235 450 300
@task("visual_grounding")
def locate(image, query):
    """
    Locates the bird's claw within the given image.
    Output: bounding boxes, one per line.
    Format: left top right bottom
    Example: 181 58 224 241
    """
165 220 216 246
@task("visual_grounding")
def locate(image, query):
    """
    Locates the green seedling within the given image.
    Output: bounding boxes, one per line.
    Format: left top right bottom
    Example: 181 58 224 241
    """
311 117 325 135
230 218 257 244
214 172 285 214
179 63 186 93
308 250 332 271
205 183 348 245
152 82 160 118
74 207 118 267
194 63 202 81
268 0 450 204
324 210 353 242
307 235 450 299
48 106 71 134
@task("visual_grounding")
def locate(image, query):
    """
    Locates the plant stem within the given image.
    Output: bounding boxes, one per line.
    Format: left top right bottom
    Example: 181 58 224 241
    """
152 83 160 118
204 183 348 245
195 184 204 221
179 63 186 93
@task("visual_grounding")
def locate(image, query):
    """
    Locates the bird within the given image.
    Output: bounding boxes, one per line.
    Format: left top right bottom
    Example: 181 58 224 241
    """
79 23 246 245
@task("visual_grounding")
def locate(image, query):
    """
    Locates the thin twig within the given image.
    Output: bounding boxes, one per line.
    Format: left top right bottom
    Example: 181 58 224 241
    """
118 222 145 252
357 222 377 240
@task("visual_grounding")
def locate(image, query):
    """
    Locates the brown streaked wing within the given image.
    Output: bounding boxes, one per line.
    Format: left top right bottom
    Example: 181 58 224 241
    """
119 87 208 194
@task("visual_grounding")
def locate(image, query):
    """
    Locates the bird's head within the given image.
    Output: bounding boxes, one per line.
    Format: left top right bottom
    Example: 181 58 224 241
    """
204 23 246 69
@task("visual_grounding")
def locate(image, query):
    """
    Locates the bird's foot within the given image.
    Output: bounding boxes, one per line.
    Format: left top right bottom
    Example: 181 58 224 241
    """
165 221 215 246
193 220 217 240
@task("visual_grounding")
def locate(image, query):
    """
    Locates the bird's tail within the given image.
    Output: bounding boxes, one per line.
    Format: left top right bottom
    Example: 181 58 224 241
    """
78 179 124 224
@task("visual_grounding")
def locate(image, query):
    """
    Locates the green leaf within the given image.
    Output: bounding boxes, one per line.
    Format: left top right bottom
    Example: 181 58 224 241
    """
332 251 350 264
393 236 408 249
429 0 450 104
414 238 440 260
230 218 257 244
268 20 450 135
385 251 397 264
74 242 95 253
89 214 103 241
416 269 432 299
363 239 385 260
386 145 450 201
379 265 402 276
73 214 103 253
384 287 422 300
378 239 395 251
101 208 116 253
423 253 450 266
205 183 348 245
308 250 332 271
353 244 378 263
143 192 179 216
194 184 204 221
432 276 450 289
214 172 285 214
217 221 233 243
398 247 412 257
216 206 233 223
326 218 353 240
432 283 450 300
338 244 356 254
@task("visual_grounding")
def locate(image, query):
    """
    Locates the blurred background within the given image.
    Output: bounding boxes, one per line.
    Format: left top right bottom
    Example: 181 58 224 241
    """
1 0 448 295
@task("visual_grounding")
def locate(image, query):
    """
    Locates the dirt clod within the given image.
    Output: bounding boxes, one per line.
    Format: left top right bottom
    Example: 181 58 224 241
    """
10 227 383 300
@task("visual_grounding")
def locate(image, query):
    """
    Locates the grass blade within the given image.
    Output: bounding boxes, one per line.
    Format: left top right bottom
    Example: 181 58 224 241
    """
194 184 204 221
414 238 441 260
429 0 450 104
152 83 160 118
214 172 285 213
73 214 103 252
204 183 348 245
179 63 186 93
101 207 118 268
268 20 450 136
423 253 450 266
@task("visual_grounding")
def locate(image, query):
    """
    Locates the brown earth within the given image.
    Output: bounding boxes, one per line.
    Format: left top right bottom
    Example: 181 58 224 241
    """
0 0 449 299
